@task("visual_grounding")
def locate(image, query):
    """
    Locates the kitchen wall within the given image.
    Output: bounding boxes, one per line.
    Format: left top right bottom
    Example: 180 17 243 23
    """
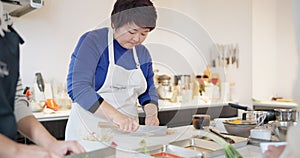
292 0 300 105
11 0 298 105
252 0 299 103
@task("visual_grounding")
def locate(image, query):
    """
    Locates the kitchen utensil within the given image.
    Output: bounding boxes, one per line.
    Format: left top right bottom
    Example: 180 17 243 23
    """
223 120 257 138
192 114 210 129
171 134 248 158
271 121 297 141
35 72 46 100
274 108 299 122
35 72 45 93
65 147 116 158
98 122 167 136
228 103 250 111
136 144 202 158
228 103 276 123
250 128 271 141
209 128 235 144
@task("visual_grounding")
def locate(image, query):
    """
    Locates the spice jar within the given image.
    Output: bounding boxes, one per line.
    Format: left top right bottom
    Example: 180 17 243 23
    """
192 114 210 129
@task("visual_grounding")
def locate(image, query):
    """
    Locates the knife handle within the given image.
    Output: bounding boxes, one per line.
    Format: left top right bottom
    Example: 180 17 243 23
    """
228 103 248 111
98 122 119 128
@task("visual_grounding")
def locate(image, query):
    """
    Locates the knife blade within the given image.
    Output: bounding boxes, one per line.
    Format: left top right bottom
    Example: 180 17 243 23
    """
98 122 167 136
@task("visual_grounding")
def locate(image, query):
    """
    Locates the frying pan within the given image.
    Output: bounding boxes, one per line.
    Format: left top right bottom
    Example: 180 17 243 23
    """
228 103 276 124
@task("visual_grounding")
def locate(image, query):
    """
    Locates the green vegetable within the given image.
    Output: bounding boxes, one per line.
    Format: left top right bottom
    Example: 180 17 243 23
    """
139 139 150 155
224 144 243 158
199 131 243 158
81 155 92 158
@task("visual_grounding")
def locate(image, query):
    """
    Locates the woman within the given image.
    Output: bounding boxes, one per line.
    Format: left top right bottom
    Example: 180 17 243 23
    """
65 0 159 144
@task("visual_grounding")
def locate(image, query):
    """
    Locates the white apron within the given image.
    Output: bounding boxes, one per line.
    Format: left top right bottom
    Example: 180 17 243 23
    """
65 29 147 147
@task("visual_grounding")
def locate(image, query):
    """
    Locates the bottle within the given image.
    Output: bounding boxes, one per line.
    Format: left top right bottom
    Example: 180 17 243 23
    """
203 64 211 82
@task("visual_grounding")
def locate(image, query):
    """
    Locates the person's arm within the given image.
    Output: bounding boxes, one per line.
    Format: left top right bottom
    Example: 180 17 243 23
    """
14 79 85 157
95 101 139 132
17 115 85 157
143 103 159 126
68 29 107 111
0 133 57 158
137 46 159 126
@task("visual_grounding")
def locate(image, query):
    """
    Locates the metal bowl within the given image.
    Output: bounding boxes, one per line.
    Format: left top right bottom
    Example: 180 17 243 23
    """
271 121 297 141
223 120 257 138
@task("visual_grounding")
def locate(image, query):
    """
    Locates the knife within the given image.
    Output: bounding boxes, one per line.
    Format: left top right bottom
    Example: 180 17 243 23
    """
98 122 167 136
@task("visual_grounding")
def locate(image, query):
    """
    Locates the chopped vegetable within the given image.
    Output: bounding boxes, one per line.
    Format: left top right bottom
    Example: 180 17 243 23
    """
199 131 243 158
139 139 150 155
227 120 242 125
111 141 117 147
81 155 92 158
151 152 182 158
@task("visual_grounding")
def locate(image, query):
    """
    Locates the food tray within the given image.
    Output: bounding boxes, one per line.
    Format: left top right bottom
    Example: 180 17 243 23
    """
170 135 248 158
136 144 202 158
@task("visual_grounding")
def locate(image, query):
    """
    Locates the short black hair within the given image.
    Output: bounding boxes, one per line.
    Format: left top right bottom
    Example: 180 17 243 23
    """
111 0 157 31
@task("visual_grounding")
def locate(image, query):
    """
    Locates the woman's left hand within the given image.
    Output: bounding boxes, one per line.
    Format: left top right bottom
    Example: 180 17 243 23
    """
144 103 159 126
145 115 159 126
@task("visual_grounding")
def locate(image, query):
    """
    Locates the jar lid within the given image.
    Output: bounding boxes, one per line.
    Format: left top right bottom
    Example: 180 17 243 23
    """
157 74 171 80
193 114 210 119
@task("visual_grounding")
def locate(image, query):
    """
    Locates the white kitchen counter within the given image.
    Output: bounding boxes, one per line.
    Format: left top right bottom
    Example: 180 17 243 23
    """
33 110 70 122
253 100 298 109
73 125 262 158
139 101 230 113
33 102 231 121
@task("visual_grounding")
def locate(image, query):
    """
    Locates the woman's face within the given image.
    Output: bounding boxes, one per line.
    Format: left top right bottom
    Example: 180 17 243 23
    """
113 23 150 49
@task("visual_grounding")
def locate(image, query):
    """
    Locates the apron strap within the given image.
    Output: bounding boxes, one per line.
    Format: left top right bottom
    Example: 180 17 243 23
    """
108 28 115 64
108 28 141 69
132 47 141 69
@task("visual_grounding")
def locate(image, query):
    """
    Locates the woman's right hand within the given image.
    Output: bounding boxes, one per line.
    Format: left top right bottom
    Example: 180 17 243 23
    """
97 101 139 132
112 113 139 132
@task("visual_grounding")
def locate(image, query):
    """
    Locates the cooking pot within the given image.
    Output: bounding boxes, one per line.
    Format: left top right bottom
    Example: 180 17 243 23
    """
228 103 276 124
271 121 298 141
274 109 299 122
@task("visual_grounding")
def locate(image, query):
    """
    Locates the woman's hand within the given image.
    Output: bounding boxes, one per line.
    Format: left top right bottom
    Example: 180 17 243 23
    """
145 114 159 126
97 101 139 132
112 113 139 132
264 145 285 158
144 103 159 126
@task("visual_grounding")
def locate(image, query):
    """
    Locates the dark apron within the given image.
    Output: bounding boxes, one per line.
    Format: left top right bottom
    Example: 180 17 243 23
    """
0 26 24 141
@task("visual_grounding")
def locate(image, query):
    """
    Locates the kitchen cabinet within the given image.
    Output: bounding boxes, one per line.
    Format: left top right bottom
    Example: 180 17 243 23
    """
139 104 238 127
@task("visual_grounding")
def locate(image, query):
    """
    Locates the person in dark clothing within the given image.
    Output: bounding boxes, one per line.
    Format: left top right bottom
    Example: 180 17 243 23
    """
0 6 85 157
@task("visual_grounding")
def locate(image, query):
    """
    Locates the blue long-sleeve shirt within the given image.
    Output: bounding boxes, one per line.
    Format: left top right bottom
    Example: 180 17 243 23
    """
67 28 158 112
